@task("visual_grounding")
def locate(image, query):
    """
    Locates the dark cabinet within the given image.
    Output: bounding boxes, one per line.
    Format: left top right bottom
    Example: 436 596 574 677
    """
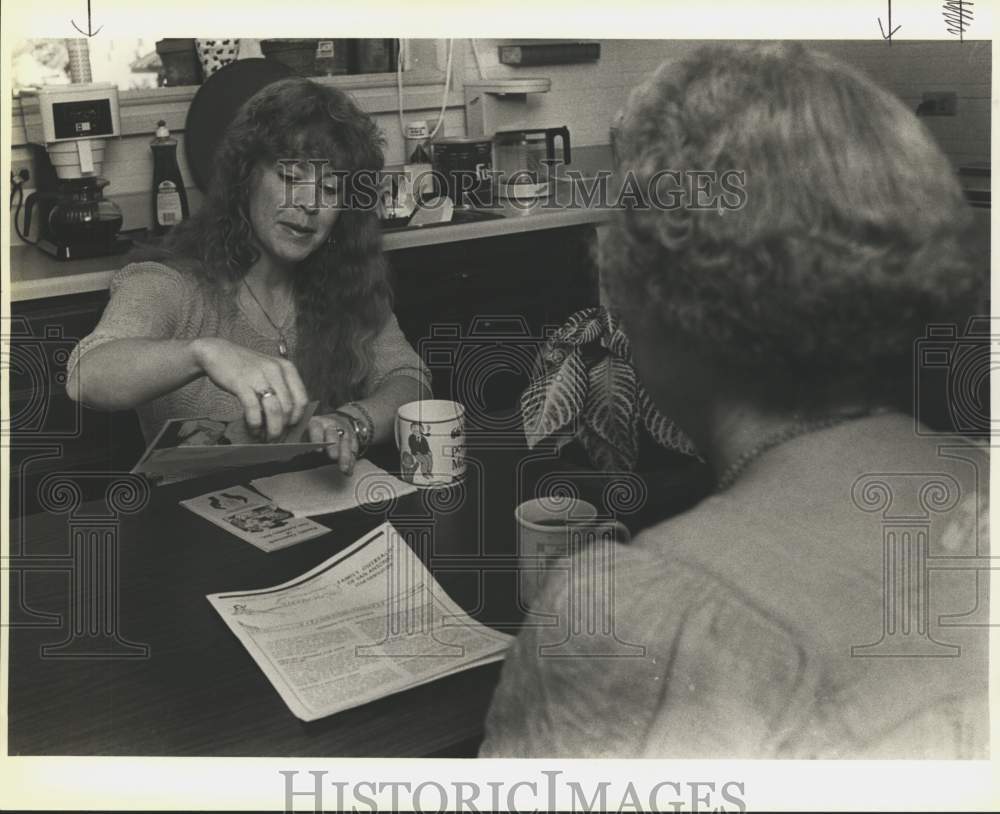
8 291 146 516
389 225 599 420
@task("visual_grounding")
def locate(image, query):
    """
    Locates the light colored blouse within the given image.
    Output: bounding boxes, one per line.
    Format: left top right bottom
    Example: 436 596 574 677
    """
68 262 430 441
480 414 989 758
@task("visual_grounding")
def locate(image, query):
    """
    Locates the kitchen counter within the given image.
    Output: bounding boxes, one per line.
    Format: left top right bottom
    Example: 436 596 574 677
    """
9 200 609 302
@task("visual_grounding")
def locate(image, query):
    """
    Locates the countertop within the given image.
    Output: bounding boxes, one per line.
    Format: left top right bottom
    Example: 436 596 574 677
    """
9 201 609 303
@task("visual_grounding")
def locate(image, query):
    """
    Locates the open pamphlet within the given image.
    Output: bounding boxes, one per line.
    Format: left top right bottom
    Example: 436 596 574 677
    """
206 522 513 721
133 402 319 481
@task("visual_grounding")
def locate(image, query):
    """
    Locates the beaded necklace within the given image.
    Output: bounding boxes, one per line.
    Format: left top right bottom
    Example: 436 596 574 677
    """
715 408 888 492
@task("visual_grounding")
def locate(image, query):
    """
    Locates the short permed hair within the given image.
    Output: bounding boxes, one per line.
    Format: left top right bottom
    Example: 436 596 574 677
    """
602 42 984 405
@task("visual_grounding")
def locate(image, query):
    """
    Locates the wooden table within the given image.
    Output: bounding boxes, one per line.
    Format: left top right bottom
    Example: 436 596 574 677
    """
7 437 710 757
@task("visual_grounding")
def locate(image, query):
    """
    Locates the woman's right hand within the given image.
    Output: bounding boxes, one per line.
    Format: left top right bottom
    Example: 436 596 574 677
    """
191 337 309 440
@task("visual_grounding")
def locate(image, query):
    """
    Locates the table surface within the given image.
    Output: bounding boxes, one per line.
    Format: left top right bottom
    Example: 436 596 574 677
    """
7 437 710 757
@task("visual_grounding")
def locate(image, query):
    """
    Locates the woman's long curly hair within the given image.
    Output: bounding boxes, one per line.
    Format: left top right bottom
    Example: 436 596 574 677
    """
602 42 985 408
152 77 391 409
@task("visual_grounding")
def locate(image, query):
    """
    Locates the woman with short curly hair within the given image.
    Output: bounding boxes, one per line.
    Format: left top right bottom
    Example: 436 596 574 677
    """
482 42 988 758
603 42 980 413
68 77 430 474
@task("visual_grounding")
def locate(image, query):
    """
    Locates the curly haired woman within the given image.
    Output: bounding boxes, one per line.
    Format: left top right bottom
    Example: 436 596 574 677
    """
481 42 988 758
67 78 430 474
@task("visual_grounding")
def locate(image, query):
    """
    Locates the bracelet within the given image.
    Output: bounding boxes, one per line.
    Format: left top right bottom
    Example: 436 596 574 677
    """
345 401 376 445
331 410 370 456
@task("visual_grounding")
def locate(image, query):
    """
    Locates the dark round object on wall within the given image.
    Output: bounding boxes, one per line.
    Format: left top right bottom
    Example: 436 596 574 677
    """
184 58 294 192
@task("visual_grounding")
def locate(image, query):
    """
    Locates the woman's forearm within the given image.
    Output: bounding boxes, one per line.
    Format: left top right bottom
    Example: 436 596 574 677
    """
67 337 206 411
340 374 431 445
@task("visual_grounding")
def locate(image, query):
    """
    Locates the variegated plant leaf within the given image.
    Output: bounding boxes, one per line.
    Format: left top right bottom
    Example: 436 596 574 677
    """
601 308 699 460
536 341 572 377
580 355 640 469
604 321 633 362
589 307 636 370
521 345 589 448
550 306 607 348
521 304 698 470
638 385 700 458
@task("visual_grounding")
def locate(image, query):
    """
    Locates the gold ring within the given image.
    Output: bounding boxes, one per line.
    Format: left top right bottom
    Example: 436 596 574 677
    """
258 389 276 400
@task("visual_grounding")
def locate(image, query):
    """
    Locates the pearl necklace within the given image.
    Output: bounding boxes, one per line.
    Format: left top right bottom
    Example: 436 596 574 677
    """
715 407 886 493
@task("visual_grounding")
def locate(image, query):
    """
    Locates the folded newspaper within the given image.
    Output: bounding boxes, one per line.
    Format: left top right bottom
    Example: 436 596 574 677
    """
206 522 513 721
133 402 319 481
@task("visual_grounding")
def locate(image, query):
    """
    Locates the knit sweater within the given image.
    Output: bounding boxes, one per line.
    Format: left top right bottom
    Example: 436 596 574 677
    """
68 262 431 442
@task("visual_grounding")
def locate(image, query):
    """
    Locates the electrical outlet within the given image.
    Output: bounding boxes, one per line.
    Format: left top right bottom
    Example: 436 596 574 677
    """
919 91 958 116
10 169 28 194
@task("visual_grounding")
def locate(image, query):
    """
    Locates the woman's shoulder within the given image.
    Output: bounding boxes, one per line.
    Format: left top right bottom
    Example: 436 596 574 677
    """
481 536 811 757
547 525 817 702
561 529 791 631
109 258 222 310
109 259 197 295
106 259 220 335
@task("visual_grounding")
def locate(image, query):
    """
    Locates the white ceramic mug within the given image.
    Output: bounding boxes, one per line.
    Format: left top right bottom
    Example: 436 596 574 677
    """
395 400 466 488
515 496 631 609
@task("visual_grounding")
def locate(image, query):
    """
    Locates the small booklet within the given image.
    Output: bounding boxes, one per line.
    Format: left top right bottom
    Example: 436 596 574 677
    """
206 522 513 721
133 402 319 481
181 485 329 552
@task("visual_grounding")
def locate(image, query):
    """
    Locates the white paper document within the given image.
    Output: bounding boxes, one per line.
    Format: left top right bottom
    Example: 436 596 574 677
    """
251 460 417 517
181 485 330 551
206 522 513 721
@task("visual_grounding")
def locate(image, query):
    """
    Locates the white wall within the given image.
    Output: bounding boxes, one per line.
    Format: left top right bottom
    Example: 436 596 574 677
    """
813 39 991 168
465 39 990 166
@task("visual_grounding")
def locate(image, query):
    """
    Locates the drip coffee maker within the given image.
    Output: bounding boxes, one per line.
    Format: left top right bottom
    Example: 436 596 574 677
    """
464 79 572 200
22 83 130 260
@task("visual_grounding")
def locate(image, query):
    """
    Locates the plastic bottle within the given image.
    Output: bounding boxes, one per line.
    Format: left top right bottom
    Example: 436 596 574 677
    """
402 121 435 210
150 120 189 234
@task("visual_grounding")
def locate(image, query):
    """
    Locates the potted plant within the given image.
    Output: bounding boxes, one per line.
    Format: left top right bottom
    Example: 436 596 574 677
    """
520 306 699 472
155 39 203 86
259 39 320 75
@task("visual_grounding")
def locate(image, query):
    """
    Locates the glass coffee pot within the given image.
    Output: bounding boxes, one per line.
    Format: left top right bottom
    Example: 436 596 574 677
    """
494 127 572 193
25 176 125 253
